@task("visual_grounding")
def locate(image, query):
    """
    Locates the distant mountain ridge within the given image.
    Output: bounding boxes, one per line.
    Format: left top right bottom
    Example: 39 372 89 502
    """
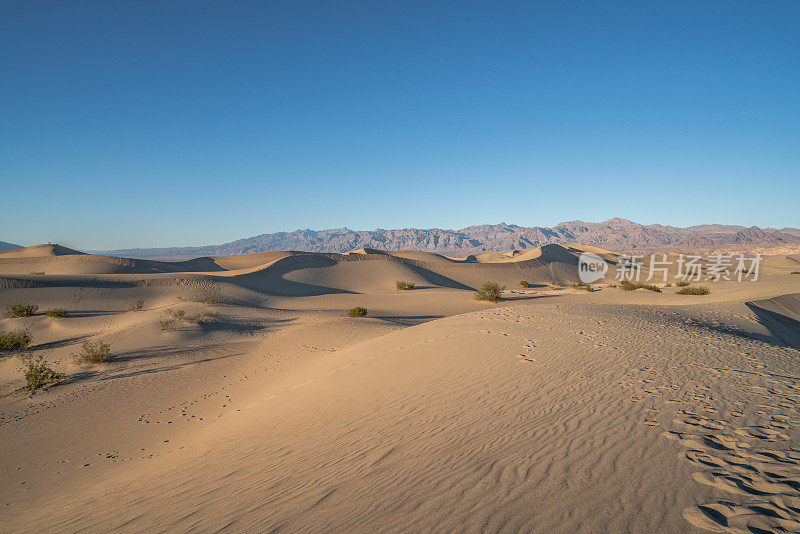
0 241 21 252
91 218 800 260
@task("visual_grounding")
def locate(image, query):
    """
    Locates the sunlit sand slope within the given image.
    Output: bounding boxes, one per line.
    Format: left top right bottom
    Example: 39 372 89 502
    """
4 299 799 533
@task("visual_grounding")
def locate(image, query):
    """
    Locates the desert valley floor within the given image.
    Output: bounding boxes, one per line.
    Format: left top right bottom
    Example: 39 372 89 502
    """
1 244 800 533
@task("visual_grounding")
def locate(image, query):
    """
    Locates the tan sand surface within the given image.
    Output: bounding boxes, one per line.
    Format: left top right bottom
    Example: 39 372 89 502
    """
1 245 799 532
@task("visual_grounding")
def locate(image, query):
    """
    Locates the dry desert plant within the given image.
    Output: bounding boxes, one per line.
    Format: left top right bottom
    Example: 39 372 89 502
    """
0 330 31 351
348 307 368 317
18 351 64 391
475 282 505 302
619 280 661 292
4 303 38 318
73 341 112 364
676 285 710 295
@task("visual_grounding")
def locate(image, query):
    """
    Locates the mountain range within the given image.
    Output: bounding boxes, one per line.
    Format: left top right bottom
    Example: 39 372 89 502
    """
76 218 800 260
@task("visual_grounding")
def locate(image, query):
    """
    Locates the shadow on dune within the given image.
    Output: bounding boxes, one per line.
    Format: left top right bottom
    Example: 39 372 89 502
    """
745 298 800 351
165 257 227 272
61 352 243 385
684 319 782 349
372 314 445 326
101 353 243 381
31 334 94 351
61 310 127 318
501 293 565 302
0 276 139 289
228 254 356 296
194 316 294 334
403 264 475 291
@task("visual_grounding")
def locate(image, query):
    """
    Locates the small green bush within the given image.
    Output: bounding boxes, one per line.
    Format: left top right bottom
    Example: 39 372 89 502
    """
200 297 217 306
675 280 690 287
19 351 64 391
475 282 505 302
791 271 800 275
348 307 368 317
620 280 637 291
160 320 174 332
677 285 710 295
665 282 672 287
0 330 31 351
45 308 68 318
395 281 415 291
4 303 39 318
130 298 144 311
620 280 661 292
519 280 531 288
73 341 112 364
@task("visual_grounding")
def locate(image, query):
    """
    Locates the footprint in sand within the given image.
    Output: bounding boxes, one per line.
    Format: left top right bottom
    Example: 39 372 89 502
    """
683 500 800 533
734 426 790 441
675 416 726 431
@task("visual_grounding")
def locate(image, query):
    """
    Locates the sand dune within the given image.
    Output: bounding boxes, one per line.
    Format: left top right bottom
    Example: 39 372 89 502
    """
1 244 800 532
0 244 602 288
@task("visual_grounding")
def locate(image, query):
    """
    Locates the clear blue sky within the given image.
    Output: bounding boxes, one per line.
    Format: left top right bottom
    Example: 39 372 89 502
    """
2 1 798 249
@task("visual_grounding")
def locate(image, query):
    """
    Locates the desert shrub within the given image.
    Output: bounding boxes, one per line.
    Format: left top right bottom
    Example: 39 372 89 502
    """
519 280 531 288
166 309 186 319
18 351 64 391
4 303 38 318
0 330 31 351
792 271 800 275
677 285 710 295
160 320 175 332
73 341 111 364
675 280 690 287
395 281 415 291
620 280 637 291
45 308 68 318
348 307 368 317
130 298 144 311
619 281 661 292
200 297 217 306
665 282 672 287
475 282 505 302
639 284 661 293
